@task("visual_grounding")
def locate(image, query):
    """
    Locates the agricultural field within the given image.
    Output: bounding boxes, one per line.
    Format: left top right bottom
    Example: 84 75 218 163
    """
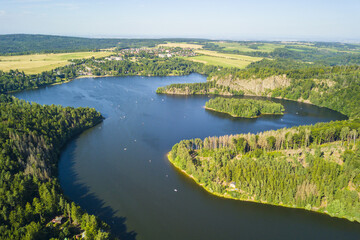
213 41 360 54
185 50 263 68
284 44 360 53
214 42 284 52
195 50 262 61
157 42 203 49
0 51 112 74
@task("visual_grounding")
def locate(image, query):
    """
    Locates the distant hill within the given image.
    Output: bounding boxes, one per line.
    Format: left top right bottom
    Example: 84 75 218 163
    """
0 34 122 54
0 34 208 55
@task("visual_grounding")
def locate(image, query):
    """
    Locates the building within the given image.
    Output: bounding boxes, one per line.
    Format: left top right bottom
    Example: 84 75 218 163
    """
51 216 63 224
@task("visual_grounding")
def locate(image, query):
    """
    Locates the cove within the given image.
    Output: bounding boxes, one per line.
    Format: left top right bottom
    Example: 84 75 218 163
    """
14 73 360 240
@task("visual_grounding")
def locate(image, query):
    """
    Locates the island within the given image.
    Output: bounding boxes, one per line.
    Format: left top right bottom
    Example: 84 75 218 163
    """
205 97 285 118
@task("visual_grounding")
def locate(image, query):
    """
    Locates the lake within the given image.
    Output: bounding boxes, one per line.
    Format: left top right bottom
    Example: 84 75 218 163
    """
14 73 360 240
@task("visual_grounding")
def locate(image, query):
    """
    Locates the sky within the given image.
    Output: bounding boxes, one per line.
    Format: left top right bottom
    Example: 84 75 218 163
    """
0 0 360 41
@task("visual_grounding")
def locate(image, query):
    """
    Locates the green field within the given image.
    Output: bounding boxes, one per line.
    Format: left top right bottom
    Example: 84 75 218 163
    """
215 42 284 53
0 51 112 74
185 50 263 68
214 41 360 54
284 44 360 53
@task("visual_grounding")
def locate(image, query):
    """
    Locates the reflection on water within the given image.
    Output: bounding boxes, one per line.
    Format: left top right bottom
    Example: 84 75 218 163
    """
14 74 359 240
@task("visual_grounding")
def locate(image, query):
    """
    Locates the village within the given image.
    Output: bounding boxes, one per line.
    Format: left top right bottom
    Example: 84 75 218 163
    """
73 46 198 77
105 46 197 61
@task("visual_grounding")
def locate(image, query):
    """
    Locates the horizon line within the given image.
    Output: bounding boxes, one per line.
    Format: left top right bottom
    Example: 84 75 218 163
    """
1 33 360 44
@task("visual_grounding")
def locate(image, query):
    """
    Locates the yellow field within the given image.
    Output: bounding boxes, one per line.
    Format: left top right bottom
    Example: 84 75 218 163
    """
157 42 203 49
0 51 112 74
184 50 263 69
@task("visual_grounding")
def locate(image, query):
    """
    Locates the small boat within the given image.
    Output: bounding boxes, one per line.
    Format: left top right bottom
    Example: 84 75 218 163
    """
174 189 178 192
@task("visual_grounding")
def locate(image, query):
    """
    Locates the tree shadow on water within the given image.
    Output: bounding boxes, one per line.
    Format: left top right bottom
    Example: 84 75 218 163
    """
75 183 137 240
59 141 137 240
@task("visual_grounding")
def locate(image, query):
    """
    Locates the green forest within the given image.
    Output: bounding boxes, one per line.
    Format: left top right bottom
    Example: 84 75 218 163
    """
0 96 111 239
156 81 245 96
205 97 284 118
169 120 360 222
0 34 207 55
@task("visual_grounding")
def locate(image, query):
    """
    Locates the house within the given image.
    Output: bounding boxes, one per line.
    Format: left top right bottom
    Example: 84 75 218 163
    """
105 56 123 61
229 182 236 189
51 216 63 224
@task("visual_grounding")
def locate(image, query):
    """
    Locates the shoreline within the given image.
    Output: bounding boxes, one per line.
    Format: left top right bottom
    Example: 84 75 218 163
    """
6 73 193 95
204 106 284 118
6 74 114 94
167 152 359 224
161 90 313 105
204 106 258 118
158 88 348 119
4 72 347 120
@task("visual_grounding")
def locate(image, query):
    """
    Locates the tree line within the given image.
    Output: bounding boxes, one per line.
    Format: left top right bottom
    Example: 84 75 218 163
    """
205 97 284 118
0 34 208 55
156 81 244 96
169 119 360 222
0 96 112 239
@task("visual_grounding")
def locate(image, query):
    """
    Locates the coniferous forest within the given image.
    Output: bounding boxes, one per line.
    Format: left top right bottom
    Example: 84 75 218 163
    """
169 120 360 222
0 96 109 239
205 97 284 118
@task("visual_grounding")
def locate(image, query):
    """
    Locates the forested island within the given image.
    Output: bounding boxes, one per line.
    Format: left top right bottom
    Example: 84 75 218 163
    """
205 98 284 118
169 120 360 222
